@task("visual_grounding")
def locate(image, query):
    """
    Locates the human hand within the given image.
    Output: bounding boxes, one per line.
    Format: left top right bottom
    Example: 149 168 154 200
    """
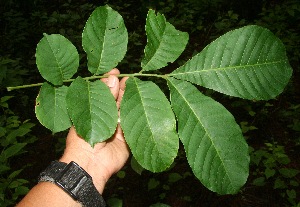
59 68 129 193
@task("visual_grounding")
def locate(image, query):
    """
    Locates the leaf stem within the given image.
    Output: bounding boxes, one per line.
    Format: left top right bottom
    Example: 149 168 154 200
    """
6 73 167 91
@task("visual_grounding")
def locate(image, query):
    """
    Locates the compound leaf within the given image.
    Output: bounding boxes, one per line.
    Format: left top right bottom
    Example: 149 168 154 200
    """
82 5 128 75
66 77 118 146
168 77 249 194
36 34 79 85
35 82 71 133
120 78 178 172
171 25 292 100
141 10 188 72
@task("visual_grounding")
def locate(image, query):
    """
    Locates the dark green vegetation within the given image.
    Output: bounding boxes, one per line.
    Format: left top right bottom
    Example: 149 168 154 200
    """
1 0 299 206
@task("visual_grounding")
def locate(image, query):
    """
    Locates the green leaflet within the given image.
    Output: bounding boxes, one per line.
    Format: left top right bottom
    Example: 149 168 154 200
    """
6 122 35 144
35 34 79 85
66 77 118 146
0 143 27 162
35 82 71 133
170 25 292 100
167 77 249 194
82 5 128 75
141 10 189 72
120 78 178 172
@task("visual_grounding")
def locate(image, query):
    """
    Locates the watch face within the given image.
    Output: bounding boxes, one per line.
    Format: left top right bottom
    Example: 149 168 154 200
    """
40 161 106 206
53 161 89 199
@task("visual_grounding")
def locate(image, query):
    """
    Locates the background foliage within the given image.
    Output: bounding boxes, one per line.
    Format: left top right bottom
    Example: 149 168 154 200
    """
0 0 299 206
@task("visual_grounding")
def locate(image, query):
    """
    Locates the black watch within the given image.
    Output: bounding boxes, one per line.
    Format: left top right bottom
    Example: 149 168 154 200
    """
38 160 106 207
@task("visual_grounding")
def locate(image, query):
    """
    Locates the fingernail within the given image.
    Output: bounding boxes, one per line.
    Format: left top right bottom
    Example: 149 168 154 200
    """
107 75 116 88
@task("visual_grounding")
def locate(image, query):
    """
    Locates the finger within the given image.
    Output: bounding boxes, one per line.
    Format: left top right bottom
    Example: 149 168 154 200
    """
119 76 128 91
101 69 120 100
107 75 120 99
117 77 129 109
114 124 127 142
106 68 120 76
100 68 120 84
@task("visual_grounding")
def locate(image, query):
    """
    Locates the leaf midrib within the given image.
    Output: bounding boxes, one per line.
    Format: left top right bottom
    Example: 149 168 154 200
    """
142 13 167 70
46 35 64 82
133 78 159 166
168 79 233 189
96 9 108 75
133 79 154 139
171 59 286 76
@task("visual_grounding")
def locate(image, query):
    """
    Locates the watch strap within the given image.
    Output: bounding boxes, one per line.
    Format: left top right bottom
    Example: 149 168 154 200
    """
39 161 106 207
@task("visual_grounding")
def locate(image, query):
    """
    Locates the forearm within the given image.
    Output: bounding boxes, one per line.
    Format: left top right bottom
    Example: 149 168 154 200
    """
16 161 108 207
16 182 82 207
17 129 109 207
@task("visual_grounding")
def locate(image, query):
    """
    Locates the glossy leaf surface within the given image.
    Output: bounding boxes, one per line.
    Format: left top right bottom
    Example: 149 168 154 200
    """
171 25 292 100
168 77 249 194
120 78 178 172
82 5 128 75
141 10 188 71
66 77 118 146
35 82 71 133
36 34 79 85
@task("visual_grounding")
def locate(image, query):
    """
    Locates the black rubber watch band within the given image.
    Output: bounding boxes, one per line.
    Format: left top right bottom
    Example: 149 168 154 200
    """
39 160 106 207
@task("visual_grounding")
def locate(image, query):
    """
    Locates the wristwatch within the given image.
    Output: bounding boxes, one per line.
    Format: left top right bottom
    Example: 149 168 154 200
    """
38 160 106 207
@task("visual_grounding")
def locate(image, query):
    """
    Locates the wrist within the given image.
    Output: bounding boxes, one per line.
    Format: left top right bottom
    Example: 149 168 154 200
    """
38 160 106 207
60 127 113 193
59 153 109 194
